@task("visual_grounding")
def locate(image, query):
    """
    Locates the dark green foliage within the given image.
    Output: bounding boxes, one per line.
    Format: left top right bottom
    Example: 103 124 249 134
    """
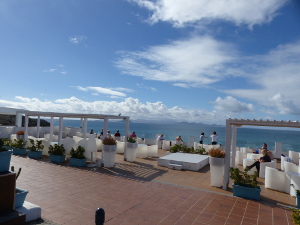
11 139 27 149
229 167 259 189
194 147 208 155
48 144 66 156
11 166 22 180
291 208 300 225
26 139 43 152
70 146 85 159
0 138 8 151
170 144 207 155
127 137 137 143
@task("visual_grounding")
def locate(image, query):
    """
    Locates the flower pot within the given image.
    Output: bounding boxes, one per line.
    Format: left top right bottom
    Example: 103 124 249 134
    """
15 187 28 208
69 157 86 167
50 154 66 163
126 142 138 162
0 150 12 172
13 148 27 156
27 150 43 159
102 145 117 167
209 157 224 187
16 135 24 140
232 183 261 201
3 146 12 150
296 194 300 208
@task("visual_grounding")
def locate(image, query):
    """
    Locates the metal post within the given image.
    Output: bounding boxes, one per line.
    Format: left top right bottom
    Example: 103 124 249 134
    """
95 208 105 225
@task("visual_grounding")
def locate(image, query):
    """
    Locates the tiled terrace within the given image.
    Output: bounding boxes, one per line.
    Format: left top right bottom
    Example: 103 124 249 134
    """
11 149 296 225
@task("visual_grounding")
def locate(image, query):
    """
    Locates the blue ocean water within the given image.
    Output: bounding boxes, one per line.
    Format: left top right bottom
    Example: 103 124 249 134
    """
50 119 300 152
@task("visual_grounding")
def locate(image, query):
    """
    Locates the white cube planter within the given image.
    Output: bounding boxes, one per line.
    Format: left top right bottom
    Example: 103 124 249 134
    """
126 142 138 162
209 157 224 187
102 145 117 167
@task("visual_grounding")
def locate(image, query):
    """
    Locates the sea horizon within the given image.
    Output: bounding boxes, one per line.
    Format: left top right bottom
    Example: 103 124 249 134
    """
48 118 300 153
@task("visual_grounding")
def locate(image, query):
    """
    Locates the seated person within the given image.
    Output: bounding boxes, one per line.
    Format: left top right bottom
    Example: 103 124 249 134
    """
114 130 121 137
246 149 271 174
130 132 137 138
253 143 267 154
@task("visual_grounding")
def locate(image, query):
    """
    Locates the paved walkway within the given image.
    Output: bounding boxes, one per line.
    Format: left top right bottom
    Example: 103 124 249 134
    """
12 150 295 225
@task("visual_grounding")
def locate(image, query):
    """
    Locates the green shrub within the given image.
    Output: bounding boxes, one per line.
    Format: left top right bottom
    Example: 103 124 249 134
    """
70 146 85 159
48 144 66 156
127 137 137 143
229 167 259 189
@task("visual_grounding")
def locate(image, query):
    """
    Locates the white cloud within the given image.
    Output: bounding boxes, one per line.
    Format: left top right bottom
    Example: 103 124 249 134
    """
116 36 237 87
60 70 67 75
270 93 300 115
69 35 87 44
212 96 254 113
74 86 132 97
223 41 300 115
130 0 287 28
0 96 230 124
43 69 56 72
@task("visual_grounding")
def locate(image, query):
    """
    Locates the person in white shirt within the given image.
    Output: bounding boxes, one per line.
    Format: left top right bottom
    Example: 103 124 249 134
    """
199 132 208 144
157 134 164 149
210 131 218 145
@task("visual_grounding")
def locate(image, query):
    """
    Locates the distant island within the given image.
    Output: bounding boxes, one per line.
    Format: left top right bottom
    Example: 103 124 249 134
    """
0 115 50 127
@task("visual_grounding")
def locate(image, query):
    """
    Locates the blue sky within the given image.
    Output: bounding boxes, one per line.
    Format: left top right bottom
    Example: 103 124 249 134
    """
0 0 300 125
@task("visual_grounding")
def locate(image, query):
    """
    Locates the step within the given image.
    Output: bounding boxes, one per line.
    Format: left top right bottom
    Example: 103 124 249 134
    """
168 163 183 170
15 201 41 222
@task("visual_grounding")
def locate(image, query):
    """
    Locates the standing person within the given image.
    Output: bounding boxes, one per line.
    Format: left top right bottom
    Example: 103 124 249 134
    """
210 131 218 145
199 132 208 145
106 130 111 138
157 134 164 149
89 129 94 134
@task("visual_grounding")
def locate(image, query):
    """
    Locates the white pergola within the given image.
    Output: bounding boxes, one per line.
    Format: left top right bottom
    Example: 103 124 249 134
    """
0 107 28 127
223 118 300 189
20 110 130 145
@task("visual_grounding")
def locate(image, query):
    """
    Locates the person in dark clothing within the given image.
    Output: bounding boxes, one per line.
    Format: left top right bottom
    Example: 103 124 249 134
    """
246 149 271 174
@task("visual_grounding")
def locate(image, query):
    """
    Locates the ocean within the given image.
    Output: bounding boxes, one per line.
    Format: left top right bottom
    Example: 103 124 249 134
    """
49 119 300 152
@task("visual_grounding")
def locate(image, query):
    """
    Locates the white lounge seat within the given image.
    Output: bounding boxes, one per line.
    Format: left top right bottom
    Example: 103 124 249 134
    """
265 167 286 192
259 160 277 178
248 153 263 160
289 151 299 165
61 137 75 155
235 151 247 165
147 145 158 157
284 161 300 173
41 140 50 156
116 141 125 154
136 144 147 158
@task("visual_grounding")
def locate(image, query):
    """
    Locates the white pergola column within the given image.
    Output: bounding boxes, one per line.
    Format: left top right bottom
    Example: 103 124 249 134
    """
80 118 84 132
189 136 194 148
103 118 108 139
231 125 237 168
124 118 130 161
36 116 41 138
49 117 54 142
223 121 232 190
58 116 63 145
83 118 88 139
24 115 29 140
15 112 22 127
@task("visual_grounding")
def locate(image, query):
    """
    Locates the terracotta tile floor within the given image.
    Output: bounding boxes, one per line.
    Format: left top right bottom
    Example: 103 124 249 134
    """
11 150 296 225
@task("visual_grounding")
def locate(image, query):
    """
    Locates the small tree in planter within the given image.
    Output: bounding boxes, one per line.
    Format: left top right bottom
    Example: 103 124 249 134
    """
291 208 300 225
27 139 44 159
48 144 66 163
11 139 27 155
0 139 13 172
102 137 117 167
291 184 300 208
126 137 138 162
229 167 261 200
69 146 86 167
209 148 226 187
11 165 28 208
2 138 12 150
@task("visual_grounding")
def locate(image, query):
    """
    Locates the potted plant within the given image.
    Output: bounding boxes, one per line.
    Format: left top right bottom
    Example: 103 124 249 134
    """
102 137 117 167
291 184 300 208
11 139 27 155
0 139 13 172
209 148 225 187
11 166 28 208
69 146 86 167
126 137 138 162
229 167 261 201
291 208 300 225
2 138 12 150
16 130 24 140
48 144 66 163
27 139 44 159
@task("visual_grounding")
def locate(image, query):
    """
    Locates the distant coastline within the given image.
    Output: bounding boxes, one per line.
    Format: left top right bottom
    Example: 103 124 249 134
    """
0 115 50 127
